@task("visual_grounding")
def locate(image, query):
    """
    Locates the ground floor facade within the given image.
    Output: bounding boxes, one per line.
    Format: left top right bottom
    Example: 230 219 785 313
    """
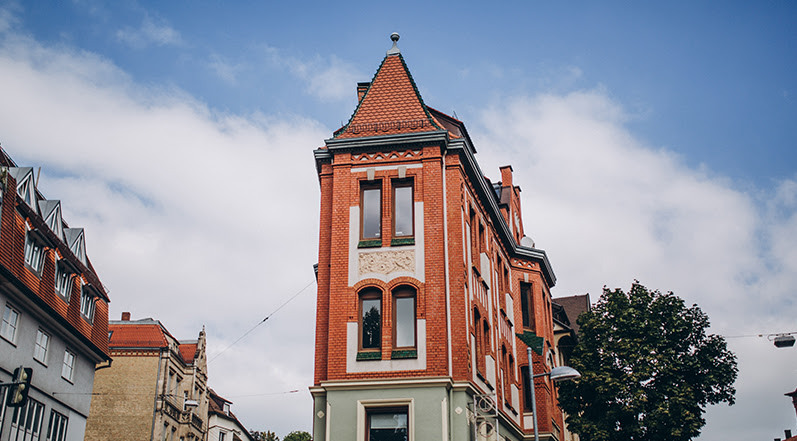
310 378 559 441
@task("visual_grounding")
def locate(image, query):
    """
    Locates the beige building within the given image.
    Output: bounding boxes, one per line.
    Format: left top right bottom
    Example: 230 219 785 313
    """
85 312 209 441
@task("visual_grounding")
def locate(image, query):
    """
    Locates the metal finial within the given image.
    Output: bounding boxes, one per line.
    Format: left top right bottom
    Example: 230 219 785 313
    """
387 32 400 55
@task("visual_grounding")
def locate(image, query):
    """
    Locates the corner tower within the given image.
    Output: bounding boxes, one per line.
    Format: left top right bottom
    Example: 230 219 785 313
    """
312 34 563 441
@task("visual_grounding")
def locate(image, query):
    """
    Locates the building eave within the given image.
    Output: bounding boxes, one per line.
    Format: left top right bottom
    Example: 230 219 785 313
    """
447 140 557 287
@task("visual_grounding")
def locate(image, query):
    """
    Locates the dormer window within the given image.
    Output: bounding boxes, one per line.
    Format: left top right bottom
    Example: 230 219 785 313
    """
223 402 230 415
80 283 97 322
54 259 74 301
24 229 46 274
10 167 36 208
39 200 64 240
64 228 87 266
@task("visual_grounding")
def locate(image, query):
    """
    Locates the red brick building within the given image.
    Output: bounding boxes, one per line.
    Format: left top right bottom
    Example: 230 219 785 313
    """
311 34 565 441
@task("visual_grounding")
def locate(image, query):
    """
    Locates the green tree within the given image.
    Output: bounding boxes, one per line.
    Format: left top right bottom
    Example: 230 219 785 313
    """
282 431 311 441
250 430 279 441
558 282 737 441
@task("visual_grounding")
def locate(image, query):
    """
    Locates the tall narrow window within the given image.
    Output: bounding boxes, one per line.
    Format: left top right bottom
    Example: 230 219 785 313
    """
11 397 44 440
367 408 408 441
24 231 46 273
520 282 534 330
34 329 50 364
474 308 484 374
61 349 75 381
359 289 382 351
392 181 413 238
2 304 19 343
80 286 96 322
502 346 510 398
393 287 416 349
521 366 532 412
46 410 68 441
361 182 382 240
54 261 73 301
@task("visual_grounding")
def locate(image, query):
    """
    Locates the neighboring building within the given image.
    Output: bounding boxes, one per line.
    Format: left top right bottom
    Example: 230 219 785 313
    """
551 294 590 369
551 294 590 441
207 388 254 441
0 147 111 441
311 34 566 441
84 312 209 441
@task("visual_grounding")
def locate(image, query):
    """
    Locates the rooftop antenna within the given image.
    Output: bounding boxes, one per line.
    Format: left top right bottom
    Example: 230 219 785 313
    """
387 32 400 55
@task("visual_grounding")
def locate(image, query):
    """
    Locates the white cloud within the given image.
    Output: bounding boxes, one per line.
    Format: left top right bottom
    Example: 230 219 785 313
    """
0 29 323 436
208 53 244 84
2 18 796 439
116 15 182 49
263 46 361 102
473 90 797 440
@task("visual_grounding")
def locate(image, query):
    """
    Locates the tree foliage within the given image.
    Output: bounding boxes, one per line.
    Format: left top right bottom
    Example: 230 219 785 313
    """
558 282 737 441
250 430 279 441
282 431 312 441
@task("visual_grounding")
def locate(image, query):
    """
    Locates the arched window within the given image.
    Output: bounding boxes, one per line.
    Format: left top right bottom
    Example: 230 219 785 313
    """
392 286 416 349
359 288 382 351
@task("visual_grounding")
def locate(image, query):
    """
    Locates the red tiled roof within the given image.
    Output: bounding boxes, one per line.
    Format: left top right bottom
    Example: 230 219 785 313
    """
335 54 442 139
109 323 168 348
179 342 197 362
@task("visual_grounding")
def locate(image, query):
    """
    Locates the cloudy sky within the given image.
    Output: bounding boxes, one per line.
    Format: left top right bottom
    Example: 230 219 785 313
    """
1 1 796 439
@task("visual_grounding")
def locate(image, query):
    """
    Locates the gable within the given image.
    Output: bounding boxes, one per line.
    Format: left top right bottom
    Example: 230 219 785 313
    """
9 167 36 209
39 199 64 239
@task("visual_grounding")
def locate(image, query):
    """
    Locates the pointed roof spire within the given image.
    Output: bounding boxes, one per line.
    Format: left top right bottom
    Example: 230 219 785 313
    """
333 34 444 140
387 32 400 55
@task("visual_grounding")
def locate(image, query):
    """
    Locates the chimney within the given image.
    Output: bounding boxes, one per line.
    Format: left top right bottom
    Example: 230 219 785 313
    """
499 165 513 188
357 82 370 102
121 312 131 321
786 429 793 438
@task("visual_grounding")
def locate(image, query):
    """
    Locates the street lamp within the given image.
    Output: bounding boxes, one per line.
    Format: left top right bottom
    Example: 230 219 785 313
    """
517 333 581 441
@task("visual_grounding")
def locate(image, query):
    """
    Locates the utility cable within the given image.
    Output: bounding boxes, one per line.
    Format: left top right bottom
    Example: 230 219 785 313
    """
209 278 316 363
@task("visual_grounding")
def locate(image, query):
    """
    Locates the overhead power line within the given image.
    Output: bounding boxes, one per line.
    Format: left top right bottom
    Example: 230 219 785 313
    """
209 278 316 363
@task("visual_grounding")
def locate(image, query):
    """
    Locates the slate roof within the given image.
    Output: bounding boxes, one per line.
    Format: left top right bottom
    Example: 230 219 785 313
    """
208 388 254 441
552 294 591 335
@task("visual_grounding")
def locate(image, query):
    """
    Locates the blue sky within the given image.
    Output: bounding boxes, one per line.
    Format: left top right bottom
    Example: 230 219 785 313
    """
2 1 797 439
16 1 797 185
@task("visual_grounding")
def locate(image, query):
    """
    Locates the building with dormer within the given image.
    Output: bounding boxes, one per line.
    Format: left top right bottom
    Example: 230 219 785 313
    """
0 146 111 441
84 312 209 441
311 34 565 441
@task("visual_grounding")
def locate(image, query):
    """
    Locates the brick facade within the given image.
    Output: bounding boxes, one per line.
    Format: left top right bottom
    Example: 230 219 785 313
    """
312 36 565 441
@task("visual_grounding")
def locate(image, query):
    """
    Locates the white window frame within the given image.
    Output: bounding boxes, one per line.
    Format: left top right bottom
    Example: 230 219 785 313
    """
54 260 74 301
46 409 69 441
11 396 45 440
61 349 76 382
356 398 414 441
80 285 96 322
34 329 50 364
24 230 46 273
1 303 20 344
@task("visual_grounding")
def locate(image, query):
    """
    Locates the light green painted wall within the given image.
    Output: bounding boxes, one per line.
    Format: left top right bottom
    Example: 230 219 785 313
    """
312 385 533 441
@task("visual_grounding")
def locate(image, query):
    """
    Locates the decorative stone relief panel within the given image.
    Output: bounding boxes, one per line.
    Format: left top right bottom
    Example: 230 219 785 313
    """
359 250 415 275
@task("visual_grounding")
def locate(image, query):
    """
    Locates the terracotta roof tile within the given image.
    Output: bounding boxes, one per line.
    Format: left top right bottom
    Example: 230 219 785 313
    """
335 54 443 139
108 323 168 348
179 343 197 362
